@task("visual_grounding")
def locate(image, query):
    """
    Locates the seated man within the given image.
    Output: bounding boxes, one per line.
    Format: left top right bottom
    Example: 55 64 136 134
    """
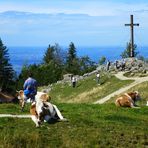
22 72 37 111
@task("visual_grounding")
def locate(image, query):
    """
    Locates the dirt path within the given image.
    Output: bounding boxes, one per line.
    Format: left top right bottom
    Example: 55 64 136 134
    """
94 72 148 104
0 114 31 118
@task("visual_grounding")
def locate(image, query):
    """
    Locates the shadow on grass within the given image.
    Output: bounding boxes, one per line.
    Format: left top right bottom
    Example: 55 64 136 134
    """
47 119 59 124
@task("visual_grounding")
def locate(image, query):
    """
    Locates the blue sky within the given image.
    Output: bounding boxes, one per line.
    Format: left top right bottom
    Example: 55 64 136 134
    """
0 0 148 46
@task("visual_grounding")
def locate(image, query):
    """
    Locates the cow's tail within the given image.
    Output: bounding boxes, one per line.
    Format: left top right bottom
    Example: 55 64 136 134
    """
115 99 121 107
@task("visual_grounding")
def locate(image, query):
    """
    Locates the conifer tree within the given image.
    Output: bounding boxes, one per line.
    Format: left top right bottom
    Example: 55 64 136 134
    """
43 43 65 66
66 42 79 74
0 38 14 91
43 44 55 64
121 42 139 58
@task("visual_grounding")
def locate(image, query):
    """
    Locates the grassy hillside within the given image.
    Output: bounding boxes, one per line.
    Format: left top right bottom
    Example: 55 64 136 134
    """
0 73 147 147
0 103 147 148
49 74 133 103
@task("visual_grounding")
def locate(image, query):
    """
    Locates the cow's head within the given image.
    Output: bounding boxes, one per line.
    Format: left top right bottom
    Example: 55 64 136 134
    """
134 91 141 101
40 93 51 102
128 91 141 103
16 90 25 107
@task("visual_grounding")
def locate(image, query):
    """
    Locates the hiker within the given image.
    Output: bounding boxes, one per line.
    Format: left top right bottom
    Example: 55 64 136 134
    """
106 60 111 71
96 72 100 85
121 59 126 71
115 60 119 70
23 72 37 104
71 75 77 88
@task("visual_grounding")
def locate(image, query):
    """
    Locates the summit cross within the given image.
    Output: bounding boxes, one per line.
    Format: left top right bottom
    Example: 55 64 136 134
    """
125 15 139 57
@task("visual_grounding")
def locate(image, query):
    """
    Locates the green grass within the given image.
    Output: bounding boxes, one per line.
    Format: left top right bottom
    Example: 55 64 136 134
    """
0 103 147 147
49 74 133 103
0 103 30 114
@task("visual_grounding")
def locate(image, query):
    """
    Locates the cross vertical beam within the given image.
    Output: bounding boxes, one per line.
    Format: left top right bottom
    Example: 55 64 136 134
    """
125 15 139 57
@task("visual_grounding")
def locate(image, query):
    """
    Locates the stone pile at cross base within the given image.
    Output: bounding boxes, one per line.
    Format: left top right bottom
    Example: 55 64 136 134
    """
106 58 148 76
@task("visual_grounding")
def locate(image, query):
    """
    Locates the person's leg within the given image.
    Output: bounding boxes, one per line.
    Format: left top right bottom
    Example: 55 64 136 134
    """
98 78 100 85
96 77 100 85
106 65 109 71
30 94 35 102
72 82 74 87
96 77 98 84
74 82 76 87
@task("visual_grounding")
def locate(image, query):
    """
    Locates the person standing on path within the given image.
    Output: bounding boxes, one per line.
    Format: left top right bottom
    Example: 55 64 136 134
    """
96 72 100 85
106 60 111 71
71 75 77 88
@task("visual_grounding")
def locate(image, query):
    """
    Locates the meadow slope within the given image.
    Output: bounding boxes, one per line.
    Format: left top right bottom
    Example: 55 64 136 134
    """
0 73 147 147
0 103 147 148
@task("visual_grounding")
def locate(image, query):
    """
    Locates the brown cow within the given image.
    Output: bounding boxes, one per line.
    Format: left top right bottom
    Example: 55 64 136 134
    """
115 91 141 108
0 92 17 103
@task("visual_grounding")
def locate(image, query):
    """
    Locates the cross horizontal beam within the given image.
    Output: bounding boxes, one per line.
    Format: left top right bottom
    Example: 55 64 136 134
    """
125 24 139 26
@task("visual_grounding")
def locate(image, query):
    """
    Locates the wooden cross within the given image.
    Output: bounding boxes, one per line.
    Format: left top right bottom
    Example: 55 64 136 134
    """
125 15 139 57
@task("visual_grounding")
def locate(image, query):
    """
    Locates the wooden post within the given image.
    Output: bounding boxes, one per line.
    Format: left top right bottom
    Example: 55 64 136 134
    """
125 15 139 57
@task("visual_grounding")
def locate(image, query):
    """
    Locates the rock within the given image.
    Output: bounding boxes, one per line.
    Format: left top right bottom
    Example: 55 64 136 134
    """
63 74 73 82
96 58 147 76
83 73 89 77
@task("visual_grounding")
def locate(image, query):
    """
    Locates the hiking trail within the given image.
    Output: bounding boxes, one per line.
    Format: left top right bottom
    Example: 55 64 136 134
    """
94 72 148 104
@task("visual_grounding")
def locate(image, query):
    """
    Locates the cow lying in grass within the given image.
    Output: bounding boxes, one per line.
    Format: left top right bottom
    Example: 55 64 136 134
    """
0 92 18 103
30 99 67 127
17 90 67 127
115 91 141 108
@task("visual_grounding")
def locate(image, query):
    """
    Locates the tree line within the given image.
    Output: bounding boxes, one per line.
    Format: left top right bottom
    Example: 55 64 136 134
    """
0 37 146 93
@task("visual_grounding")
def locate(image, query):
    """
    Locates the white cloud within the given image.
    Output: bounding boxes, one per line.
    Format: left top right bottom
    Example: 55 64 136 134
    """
0 1 148 17
0 1 148 46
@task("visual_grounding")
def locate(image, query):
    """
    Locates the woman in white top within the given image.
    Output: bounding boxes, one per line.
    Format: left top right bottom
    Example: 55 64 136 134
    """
71 76 77 88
